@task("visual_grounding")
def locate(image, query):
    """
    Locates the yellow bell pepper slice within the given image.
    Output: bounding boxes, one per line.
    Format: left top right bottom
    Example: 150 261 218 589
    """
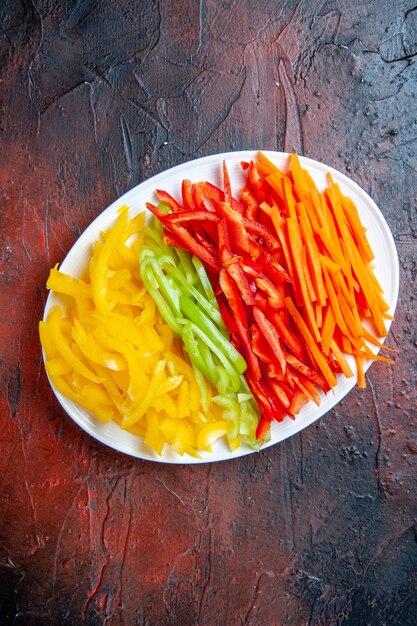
196 421 230 451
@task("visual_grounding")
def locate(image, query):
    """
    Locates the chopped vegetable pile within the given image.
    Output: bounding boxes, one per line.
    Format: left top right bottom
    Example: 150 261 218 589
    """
40 153 394 457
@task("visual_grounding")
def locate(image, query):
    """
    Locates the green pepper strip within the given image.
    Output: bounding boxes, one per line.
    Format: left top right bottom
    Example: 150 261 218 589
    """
178 295 247 374
167 266 225 327
191 256 216 303
188 321 241 393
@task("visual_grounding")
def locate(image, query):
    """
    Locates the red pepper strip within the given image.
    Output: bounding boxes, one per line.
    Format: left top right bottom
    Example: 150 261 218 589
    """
218 218 231 248
248 161 268 204
259 251 292 283
192 183 208 211
155 189 184 212
222 252 255 307
249 377 283 421
219 268 248 328
253 307 287 376
165 210 219 253
147 202 220 272
181 180 195 211
239 255 263 279
178 185 217 243
267 359 286 380
223 160 232 206
240 184 259 220
217 294 238 333
213 201 252 252
271 312 305 362
190 231 218 258
256 415 272 440
269 380 291 409
195 181 244 215
146 201 172 224
241 161 250 171
290 370 321 405
284 352 328 391
250 324 274 364
217 219 255 306
165 210 220 224
241 216 280 251
254 276 284 308
240 235 263 260
172 227 220 273
254 291 269 311
234 318 261 380
288 390 308 416
163 229 185 248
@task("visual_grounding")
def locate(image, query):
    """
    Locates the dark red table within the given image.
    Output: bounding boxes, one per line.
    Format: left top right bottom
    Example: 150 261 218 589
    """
1 2 416 624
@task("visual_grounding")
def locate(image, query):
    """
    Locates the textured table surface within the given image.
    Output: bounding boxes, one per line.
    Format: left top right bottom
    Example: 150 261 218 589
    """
1 1 416 625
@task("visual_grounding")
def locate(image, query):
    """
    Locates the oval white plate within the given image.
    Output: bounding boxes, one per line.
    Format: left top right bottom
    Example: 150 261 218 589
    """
43 151 399 464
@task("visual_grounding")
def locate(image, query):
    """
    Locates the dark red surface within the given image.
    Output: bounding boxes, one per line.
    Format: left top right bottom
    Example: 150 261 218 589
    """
1 2 416 624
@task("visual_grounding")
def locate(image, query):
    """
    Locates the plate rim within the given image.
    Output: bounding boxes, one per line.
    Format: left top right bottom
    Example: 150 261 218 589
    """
42 150 400 464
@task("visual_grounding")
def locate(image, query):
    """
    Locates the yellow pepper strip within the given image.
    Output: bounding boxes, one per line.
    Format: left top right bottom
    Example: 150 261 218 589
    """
46 306 102 384
177 380 190 418
46 356 73 376
227 435 241 451
71 319 127 371
39 320 59 359
91 364 125 413
75 296 94 318
136 294 157 325
157 375 183 395
160 419 195 455
47 264 91 298
49 374 116 423
94 329 149 399
197 421 230 451
91 208 130 313
121 359 166 428
144 410 164 455
94 313 163 354
153 395 178 418
107 268 132 290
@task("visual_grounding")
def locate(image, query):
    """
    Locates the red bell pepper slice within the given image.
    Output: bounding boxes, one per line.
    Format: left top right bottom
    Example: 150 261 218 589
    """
219 268 248 328
253 307 287 376
271 312 305 362
241 216 280 252
217 294 238 334
196 181 245 215
250 323 274 364
223 161 232 206
269 380 291 409
239 255 263 279
165 210 220 225
284 352 328 391
181 180 196 211
254 275 284 308
256 415 273 440
146 201 172 224
155 189 184 212
248 160 268 204
222 256 254 307
249 377 283 421
147 202 218 270
232 316 261 380
259 251 292 284
240 184 259 220
288 390 308 416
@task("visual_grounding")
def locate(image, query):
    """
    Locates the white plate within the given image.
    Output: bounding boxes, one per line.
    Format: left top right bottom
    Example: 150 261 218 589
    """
43 151 399 464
